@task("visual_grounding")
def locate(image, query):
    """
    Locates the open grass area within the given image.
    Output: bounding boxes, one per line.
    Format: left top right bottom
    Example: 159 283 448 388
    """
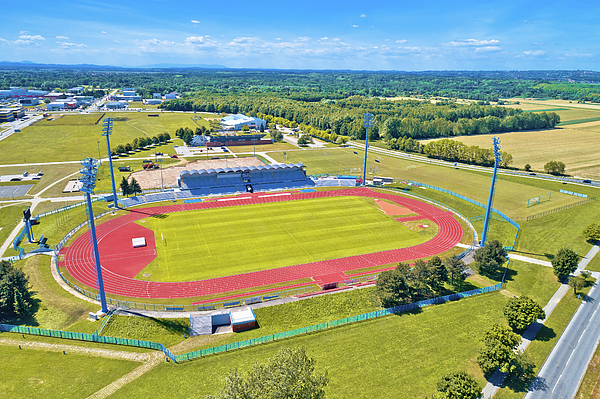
227 142 298 153
0 345 139 399
101 315 188 347
3 201 110 257
502 260 561 305
0 203 30 249
268 148 582 219
137 195 430 282
10 256 97 331
113 291 508 399
0 112 203 164
0 163 81 198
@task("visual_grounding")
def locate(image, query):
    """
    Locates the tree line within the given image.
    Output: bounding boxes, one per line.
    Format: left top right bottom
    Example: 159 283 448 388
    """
111 133 171 156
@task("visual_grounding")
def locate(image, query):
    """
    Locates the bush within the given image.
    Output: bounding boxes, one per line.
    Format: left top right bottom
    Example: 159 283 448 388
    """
583 223 600 242
503 296 545 331
551 247 579 279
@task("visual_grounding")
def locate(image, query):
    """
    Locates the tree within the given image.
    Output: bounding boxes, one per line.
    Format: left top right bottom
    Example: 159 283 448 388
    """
434 371 482 399
297 134 310 146
544 161 566 175
551 247 579 279
375 263 413 307
569 275 586 295
270 129 283 142
503 296 545 331
444 256 468 285
119 176 130 197
524 164 531 172
583 223 600 242
477 323 521 374
207 347 328 399
427 256 448 291
0 260 34 321
474 240 507 277
130 178 142 196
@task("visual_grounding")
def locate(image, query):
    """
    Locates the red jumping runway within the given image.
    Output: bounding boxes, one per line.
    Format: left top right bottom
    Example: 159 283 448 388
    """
59 188 464 299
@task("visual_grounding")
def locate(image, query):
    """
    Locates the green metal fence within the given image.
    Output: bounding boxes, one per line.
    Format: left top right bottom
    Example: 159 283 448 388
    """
176 283 502 362
0 323 177 362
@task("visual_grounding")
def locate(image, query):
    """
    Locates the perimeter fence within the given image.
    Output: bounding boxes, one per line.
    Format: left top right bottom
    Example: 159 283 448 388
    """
176 283 502 362
407 180 520 250
0 323 177 362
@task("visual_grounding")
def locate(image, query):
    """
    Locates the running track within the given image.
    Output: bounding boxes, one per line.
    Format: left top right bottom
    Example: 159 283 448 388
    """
60 188 463 299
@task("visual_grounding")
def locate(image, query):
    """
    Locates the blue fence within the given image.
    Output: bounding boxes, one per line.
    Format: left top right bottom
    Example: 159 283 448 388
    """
176 283 503 362
560 189 588 198
408 180 520 250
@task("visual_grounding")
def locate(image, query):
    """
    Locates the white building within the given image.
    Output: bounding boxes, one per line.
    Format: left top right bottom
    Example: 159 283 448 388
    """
221 114 266 130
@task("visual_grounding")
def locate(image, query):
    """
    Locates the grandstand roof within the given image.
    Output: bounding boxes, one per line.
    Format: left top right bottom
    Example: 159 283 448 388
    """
180 163 305 178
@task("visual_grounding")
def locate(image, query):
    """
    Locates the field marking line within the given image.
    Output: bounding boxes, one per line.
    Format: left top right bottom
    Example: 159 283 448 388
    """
217 197 251 202
258 193 292 198
124 120 151 137
196 220 212 257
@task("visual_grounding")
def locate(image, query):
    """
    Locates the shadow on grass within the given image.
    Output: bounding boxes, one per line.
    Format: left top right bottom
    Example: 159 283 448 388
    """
1 296 42 327
531 324 556 342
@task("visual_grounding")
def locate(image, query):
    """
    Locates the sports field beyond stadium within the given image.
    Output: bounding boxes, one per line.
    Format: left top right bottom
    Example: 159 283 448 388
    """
60 188 463 299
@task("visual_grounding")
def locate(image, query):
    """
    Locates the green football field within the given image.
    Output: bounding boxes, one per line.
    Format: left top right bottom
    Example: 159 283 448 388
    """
135 196 433 282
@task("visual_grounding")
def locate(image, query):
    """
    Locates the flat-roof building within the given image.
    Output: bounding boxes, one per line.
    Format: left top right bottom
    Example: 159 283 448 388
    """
0 109 15 122
0 87 49 98
106 101 127 109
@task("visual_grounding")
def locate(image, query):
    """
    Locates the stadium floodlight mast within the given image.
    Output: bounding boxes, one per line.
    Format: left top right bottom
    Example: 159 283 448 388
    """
480 137 502 247
362 113 373 186
79 157 108 314
102 117 119 209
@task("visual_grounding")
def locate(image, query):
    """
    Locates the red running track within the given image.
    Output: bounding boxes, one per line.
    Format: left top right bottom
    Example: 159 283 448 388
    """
60 188 464 299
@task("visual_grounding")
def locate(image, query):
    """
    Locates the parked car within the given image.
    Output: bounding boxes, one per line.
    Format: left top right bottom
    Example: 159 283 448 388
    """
171 154 178 158
583 179 592 183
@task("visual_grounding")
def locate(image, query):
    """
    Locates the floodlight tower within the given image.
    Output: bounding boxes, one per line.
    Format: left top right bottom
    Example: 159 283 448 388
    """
80 158 108 313
102 117 119 209
362 113 373 186
480 137 502 247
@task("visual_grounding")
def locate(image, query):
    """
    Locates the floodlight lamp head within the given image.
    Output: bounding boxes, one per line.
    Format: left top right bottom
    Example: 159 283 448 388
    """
492 137 502 164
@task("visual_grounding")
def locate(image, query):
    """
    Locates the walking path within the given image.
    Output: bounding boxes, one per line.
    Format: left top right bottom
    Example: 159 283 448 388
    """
507 254 553 267
482 244 600 398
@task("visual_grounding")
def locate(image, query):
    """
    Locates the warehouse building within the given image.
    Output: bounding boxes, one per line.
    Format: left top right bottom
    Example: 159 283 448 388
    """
221 114 266 131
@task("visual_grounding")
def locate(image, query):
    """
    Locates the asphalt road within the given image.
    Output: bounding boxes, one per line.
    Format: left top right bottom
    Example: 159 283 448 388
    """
524 272 600 399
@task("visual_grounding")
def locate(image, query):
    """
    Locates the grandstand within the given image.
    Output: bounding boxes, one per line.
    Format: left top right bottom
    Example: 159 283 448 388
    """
177 163 315 196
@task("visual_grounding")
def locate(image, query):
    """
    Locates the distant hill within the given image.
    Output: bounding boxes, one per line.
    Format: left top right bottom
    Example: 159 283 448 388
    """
0 61 227 70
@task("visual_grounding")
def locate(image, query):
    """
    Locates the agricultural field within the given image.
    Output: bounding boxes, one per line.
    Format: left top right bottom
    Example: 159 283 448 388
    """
0 112 207 164
137 195 432 282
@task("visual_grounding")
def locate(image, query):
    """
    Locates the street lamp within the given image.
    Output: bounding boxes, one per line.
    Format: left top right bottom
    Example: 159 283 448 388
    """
362 113 373 186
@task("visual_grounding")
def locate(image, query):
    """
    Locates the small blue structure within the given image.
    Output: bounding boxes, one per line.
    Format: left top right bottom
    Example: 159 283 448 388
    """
480 137 502 247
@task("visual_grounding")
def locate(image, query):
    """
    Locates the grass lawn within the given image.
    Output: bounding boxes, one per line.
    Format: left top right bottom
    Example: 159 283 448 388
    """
101 315 188 348
585 254 600 272
112 291 508 399
501 260 561 305
0 113 202 164
137 196 431 282
0 345 140 399
0 163 81 198
576 337 600 399
496 283 593 398
227 142 298 153
0 203 30 250
267 147 581 219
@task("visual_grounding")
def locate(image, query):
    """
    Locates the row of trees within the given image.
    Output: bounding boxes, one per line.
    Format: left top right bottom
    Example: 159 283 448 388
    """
423 139 514 168
375 256 469 307
119 177 142 197
111 133 171 156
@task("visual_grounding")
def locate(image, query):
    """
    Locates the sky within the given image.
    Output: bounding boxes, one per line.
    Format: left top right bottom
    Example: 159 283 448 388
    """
1 0 599 71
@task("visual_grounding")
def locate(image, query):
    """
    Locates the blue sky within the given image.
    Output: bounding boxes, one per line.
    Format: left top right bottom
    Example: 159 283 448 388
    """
1 0 599 70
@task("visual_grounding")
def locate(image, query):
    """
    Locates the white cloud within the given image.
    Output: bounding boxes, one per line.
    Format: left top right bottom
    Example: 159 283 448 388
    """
320 37 329 41
56 35 69 40
19 34 45 41
20 31 28 35
114 40 119 43
101 31 107 34
351 25 359 28
191 20 199 24
57 42 86 48
275 37 282 40
444 39 500 47
395 39 407 44
475 46 501 52
523 50 545 56
360 14 366 17
297 36 310 41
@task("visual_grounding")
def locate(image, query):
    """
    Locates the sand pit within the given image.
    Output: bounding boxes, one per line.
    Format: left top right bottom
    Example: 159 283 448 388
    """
374 198 414 216
129 157 266 189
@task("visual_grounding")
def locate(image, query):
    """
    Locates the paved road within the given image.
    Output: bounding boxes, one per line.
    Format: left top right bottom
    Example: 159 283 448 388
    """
524 271 600 399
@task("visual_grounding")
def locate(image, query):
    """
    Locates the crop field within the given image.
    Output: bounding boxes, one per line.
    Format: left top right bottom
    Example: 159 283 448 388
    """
137 196 430 282
0 112 207 164
420 126 600 178
268 148 582 219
